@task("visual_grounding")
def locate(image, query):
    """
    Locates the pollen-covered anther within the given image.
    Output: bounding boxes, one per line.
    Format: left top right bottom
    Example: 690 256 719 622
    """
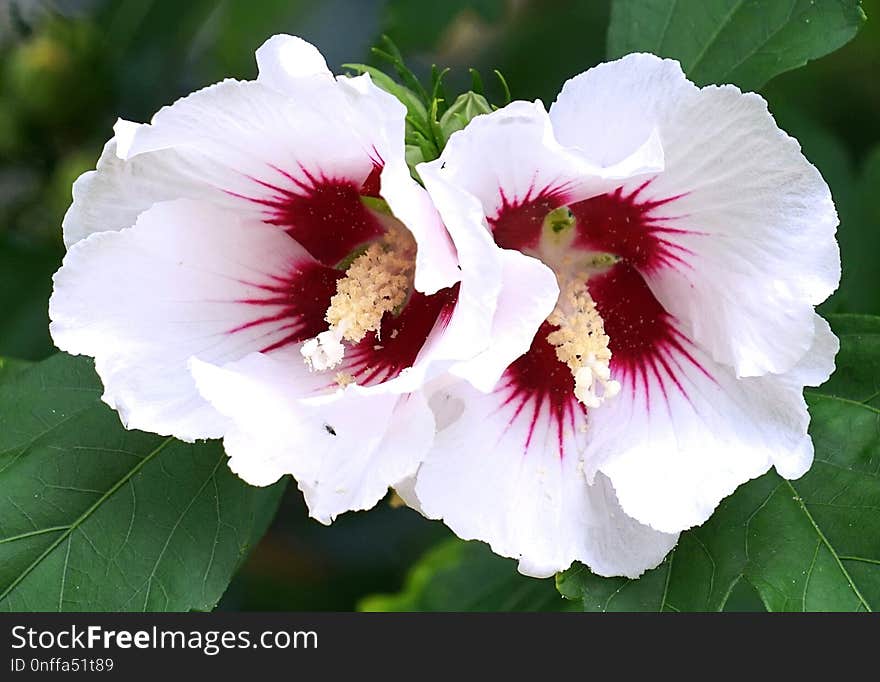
301 224 416 372
546 275 621 409
334 371 355 388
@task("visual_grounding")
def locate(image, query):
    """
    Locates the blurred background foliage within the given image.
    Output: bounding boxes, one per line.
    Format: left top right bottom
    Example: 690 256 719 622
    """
0 0 876 610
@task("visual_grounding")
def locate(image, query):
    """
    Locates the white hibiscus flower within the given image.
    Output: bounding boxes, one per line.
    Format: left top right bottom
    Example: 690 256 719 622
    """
411 54 840 578
48 35 524 524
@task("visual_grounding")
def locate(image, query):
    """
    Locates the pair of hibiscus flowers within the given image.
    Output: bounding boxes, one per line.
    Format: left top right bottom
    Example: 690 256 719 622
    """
49 35 839 579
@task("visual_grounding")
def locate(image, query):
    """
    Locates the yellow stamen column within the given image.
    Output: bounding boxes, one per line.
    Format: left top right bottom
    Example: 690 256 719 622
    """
301 225 416 372
546 275 621 409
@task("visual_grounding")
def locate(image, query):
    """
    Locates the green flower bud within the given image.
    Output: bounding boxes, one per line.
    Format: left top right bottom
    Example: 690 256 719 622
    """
438 92 492 144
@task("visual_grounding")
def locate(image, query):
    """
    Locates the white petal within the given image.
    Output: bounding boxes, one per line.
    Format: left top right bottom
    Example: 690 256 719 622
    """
50 199 330 441
334 72 407 167
379 160 460 295
408 164 559 396
110 72 443 279
257 35 405 159
191 350 434 522
415 378 678 578
62 138 225 247
413 165 503 372
551 53 839 377
550 54 695 167
431 99 662 221
70 53 411 254
391 474 423 514
114 79 381 200
450 247 559 392
748 316 838 480
255 34 332 89
780 314 839 389
590 316 832 533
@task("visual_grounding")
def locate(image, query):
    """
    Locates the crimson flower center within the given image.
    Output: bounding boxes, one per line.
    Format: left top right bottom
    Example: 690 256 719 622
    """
487 180 705 457
231 165 458 391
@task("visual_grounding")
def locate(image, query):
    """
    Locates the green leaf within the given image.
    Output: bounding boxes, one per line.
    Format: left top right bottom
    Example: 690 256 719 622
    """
0 239 61 361
360 538 572 612
0 353 285 611
607 0 866 90
820 314 880 407
372 35 431 105
558 317 880 611
0 357 32 384
837 146 880 315
827 313 880 335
